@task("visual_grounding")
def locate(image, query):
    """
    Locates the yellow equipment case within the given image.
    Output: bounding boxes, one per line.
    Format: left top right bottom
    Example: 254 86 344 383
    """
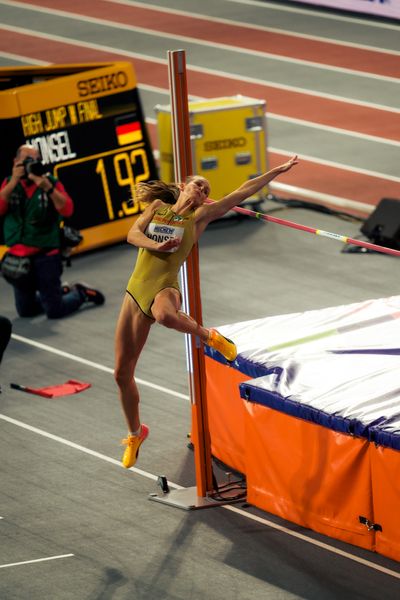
155 96 269 202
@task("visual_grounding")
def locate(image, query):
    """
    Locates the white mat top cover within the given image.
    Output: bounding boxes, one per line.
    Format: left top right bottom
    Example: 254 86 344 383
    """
209 296 400 447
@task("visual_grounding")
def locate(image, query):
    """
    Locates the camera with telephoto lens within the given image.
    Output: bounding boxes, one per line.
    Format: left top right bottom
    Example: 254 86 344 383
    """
22 156 47 178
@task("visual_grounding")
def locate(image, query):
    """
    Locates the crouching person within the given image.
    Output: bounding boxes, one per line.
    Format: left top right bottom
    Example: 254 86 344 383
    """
0 145 104 318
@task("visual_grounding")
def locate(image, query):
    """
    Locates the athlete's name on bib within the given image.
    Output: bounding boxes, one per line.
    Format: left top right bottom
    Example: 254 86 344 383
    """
146 222 184 252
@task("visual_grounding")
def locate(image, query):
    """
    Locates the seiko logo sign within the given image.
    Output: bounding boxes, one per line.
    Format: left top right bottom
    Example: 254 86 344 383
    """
204 137 246 151
77 71 129 97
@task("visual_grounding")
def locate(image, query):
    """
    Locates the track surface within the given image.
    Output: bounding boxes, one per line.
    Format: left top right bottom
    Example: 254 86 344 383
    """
1 2 400 599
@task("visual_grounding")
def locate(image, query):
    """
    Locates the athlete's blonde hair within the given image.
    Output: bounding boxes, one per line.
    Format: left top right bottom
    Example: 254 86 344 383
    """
134 176 209 206
134 180 180 205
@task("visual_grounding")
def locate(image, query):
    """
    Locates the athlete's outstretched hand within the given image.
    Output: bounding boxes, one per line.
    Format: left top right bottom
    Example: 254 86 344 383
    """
275 155 299 173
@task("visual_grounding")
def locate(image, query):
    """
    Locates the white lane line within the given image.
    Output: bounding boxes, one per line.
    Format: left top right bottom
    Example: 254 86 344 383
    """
149 143 383 216
148 137 388 217
224 505 400 580
2 1 398 83
0 554 74 569
268 114 400 148
0 413 173 483
148 88 400 148
2 46 393 154
186 61 400 114
145 59 400 116
0 50 48 64
1 413 399 580
1 23 399 115
269 182 374 215
10 334 190 401
269 146 400 183
148 113 400 183
0 53 394 210
56 0 400 48
1 56 395 152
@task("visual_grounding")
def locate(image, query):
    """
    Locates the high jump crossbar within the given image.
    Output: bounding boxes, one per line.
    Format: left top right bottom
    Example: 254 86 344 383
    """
224 203 400 258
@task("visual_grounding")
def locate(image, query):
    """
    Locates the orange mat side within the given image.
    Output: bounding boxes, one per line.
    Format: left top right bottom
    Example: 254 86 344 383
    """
370 445 400 562
244 401 374 550
204 356 251 474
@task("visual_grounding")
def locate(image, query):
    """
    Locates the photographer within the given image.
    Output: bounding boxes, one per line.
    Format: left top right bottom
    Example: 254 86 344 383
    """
0 144 105 318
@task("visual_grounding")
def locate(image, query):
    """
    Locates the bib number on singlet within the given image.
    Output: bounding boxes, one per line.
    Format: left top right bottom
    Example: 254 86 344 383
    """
146 222 184 252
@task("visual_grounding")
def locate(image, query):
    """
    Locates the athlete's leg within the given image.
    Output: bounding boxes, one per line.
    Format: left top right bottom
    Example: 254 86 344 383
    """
151 288 209 340
151 288 237 361
114 293 152 432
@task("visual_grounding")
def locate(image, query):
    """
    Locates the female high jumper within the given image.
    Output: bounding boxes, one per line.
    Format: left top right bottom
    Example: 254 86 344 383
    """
115 155 298 468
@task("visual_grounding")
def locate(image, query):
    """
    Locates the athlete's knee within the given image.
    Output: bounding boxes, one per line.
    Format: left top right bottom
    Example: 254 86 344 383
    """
114 362 134 388
152 307 177 328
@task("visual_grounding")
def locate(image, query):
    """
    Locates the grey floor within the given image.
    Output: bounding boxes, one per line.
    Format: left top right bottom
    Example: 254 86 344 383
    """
1 206 399 600
1 1 400 599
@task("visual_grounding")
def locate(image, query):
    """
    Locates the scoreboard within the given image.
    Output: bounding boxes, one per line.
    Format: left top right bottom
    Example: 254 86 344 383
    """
0 61 158 254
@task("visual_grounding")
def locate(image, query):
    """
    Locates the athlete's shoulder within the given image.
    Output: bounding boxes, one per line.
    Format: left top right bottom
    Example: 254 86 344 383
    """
140 198 164 217
149 198 164 209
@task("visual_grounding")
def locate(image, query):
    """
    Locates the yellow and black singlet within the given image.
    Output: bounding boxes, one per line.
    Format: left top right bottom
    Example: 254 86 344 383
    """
126 204 196 318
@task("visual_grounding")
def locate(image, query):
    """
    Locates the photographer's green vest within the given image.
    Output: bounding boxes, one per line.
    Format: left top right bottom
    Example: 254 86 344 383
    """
3 175 62 249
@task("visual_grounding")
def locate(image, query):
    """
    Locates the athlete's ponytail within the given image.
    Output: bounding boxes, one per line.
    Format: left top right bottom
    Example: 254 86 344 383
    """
134 180 180 205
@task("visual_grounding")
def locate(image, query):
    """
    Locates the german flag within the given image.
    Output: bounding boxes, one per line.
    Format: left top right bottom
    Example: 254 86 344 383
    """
116 120 142 145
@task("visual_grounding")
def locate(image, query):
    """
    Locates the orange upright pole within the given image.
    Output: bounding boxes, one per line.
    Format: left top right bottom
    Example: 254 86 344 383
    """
167 50 214 497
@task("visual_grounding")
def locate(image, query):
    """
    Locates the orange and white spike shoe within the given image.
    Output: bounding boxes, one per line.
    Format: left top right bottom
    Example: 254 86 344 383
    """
207 329 237 362
121 424 149 468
